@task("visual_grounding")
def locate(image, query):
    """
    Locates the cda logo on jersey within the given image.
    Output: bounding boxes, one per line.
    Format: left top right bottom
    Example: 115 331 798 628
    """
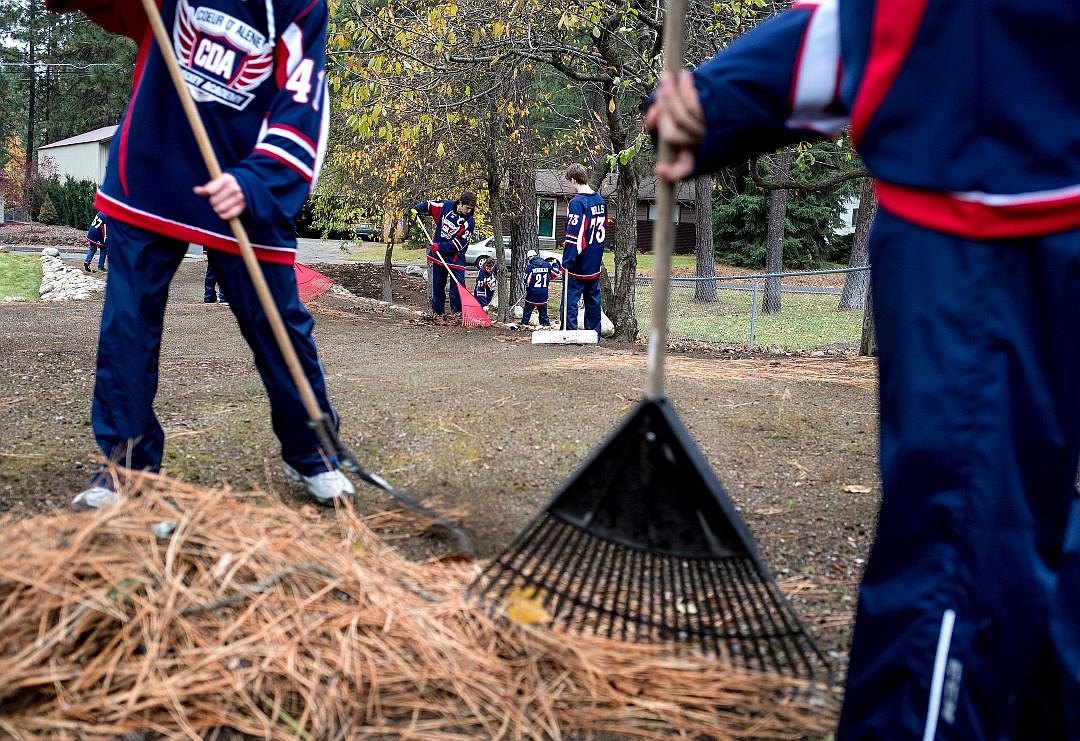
173 0 274 111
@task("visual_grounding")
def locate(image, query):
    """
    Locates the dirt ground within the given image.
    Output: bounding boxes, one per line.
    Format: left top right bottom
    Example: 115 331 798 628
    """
0 257 881 685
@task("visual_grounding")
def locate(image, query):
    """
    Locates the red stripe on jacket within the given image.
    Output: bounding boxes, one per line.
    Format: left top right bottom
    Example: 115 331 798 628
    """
849 0 929 146
876 180 1080 240
95 193 297 265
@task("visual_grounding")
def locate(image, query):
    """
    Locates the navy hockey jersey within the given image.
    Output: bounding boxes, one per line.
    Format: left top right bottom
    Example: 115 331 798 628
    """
473 266 496 307
413 199 473 268
523 255 561 306
86 211 108 247
561 191 607 280
684 0 1080 239
46 0 330 264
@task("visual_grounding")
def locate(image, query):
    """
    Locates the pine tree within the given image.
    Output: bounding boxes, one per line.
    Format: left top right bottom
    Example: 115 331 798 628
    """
38 194 58 224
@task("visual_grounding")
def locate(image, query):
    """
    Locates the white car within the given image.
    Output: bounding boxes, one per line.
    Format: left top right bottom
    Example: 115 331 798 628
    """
465 236 562 267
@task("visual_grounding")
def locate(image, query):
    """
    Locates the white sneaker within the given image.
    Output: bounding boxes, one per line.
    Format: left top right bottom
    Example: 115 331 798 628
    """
282 462 355 503
71 485 123 511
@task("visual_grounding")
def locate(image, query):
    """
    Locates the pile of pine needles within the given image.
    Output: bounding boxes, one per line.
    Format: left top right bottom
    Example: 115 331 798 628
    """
0 475 838 738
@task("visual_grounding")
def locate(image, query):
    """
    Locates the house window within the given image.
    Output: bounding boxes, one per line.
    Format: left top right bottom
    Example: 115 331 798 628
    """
647 202 681 223
537 198 556 239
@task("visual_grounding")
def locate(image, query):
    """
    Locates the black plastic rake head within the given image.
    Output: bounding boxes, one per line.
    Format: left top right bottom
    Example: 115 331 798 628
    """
468 398 830 682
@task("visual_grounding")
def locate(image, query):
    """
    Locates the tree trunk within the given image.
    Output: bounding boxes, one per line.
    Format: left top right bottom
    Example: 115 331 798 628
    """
611 161 639 341
839 177 876 310
496 71 535 321
382 235 395 304
507 158 536 314
693 174 717 302
489 178 507 320
762 149 790 315
600 266 614 317
860 279 877 357
24 1 38 201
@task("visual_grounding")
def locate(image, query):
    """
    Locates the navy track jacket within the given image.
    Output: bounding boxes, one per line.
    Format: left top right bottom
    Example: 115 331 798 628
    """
46 0 330 264
688 0 1080 240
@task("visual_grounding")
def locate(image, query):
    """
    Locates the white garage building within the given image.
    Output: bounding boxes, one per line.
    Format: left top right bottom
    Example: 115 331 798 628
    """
36 125 117 185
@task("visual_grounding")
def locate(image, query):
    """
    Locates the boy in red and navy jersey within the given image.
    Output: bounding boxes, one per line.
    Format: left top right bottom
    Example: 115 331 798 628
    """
646 1 1080 737
411 192 476 315
83 211 108 272
560 163 606 334
521 252 561 327
47 0 353 508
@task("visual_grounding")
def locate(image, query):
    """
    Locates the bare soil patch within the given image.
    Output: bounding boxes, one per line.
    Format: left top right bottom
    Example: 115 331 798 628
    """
0 258 882 733
312 262 430 307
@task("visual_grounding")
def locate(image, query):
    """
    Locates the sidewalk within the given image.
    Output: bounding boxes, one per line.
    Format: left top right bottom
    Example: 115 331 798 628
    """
295 237 353 264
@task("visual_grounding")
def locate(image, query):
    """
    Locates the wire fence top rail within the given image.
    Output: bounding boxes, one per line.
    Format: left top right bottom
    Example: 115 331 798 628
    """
636 266 870 283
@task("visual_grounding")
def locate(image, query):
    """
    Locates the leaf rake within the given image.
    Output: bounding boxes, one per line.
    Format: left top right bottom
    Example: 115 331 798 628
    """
469 0 829 682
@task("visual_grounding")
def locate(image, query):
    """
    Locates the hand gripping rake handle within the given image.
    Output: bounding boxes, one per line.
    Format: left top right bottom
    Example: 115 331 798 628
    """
139 0 473 556
415 217 462 282
646 0 688 400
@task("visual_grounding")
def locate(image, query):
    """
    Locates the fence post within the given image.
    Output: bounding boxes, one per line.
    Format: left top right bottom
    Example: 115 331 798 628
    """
749 277 759 349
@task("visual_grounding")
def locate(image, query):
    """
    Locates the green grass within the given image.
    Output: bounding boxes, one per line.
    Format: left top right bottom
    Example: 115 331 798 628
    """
0 253 42 301
338 241 429 263
636 286 864 349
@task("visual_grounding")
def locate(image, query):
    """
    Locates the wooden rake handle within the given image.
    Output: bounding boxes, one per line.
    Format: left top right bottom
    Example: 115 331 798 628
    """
137 0 329 436
646 0 688 400
414 216 461 278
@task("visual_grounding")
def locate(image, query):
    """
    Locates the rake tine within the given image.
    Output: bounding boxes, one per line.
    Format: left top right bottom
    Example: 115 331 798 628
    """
663 555 685 643
565 537 611 628
535 521 590 616
738 559 794 674
598 539 628 639
686 558 722 658
712 559 759 671
607 541 634 640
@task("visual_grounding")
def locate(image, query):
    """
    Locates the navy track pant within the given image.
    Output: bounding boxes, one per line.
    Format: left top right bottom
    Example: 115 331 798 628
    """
562 276 601 332
836 211 1080 739
429 257 465 314
92 219 339 478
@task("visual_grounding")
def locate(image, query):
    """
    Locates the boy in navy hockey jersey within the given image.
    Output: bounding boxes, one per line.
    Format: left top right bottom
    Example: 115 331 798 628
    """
646 1 1080 737
411 193 476 315
48 0 354 508
83 211 107 272
473 256 497 308
560 164 607 333
521 252 560 327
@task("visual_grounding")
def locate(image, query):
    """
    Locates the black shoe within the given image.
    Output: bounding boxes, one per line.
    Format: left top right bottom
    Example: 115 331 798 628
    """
203 296 217 303
83 262 92 273
100 266 107 272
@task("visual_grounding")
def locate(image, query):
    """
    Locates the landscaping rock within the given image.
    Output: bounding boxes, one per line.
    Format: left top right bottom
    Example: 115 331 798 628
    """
38 251 104 302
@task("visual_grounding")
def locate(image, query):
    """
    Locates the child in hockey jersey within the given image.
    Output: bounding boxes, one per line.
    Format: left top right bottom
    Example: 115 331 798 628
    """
521 252 561 327
473 256 497 308
83 211 107 272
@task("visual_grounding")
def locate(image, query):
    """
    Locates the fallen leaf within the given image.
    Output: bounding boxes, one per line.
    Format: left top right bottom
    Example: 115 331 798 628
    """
842 484 872 494
504 586 553 626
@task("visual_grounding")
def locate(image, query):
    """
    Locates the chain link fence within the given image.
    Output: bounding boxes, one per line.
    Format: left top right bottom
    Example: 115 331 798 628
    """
632 266 871 351
485 263 870 350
